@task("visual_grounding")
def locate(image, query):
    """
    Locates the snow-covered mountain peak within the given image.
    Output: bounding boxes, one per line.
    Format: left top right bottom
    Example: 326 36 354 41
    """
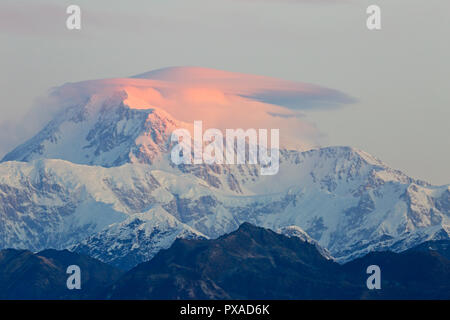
72 205 207 270
1 90 191 167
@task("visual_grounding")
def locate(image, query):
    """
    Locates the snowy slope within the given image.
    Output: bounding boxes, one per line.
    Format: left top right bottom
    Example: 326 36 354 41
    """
72 206 207 270
0 147 448 266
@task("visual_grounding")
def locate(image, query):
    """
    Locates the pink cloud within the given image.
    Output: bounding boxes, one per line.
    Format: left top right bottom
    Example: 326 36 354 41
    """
42 66 354 149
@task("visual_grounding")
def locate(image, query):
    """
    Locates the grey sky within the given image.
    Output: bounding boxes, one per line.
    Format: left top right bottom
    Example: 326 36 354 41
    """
0 0 449 184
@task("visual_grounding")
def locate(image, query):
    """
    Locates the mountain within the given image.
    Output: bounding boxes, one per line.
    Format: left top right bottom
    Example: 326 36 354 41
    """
73 206 207 270
1 91 184 167
0 224 448 299
106 223 360 299
0 69 448 269
0 249 122 299
106 223 450 299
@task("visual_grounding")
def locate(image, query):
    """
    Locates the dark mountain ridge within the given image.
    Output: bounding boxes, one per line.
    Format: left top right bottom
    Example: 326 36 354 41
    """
0 249 122 299
1 224 449 299
106 223 450 300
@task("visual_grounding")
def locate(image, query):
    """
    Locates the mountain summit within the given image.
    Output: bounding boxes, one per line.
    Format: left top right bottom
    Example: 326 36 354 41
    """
2 92 185 167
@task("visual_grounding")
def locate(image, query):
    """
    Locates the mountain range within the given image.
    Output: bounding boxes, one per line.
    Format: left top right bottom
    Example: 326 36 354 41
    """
1 223 448 299
0 67 448 285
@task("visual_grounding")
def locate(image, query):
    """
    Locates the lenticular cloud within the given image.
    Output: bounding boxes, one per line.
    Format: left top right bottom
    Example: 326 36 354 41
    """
2 66 355 154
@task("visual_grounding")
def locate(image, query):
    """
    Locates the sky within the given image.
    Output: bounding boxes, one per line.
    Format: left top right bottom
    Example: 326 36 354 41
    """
0 0 449 185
